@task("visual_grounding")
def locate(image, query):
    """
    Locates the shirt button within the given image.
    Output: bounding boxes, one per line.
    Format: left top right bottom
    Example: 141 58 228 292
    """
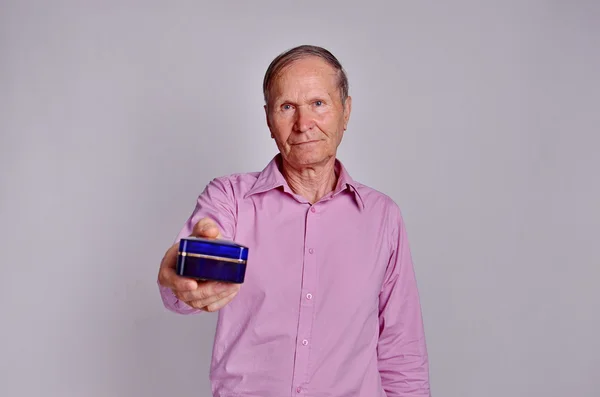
302 339 309 346
296 386 302 393
310 207 316 213
306 293 313 300
308 248 314 254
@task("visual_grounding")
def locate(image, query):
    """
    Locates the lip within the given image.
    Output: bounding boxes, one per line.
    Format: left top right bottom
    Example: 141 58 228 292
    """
291 140 320 145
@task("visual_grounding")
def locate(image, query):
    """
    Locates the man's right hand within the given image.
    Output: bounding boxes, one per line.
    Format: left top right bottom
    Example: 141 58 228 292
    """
157 217 241 312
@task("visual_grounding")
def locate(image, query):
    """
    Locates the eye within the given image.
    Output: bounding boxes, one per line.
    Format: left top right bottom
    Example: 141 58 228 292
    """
314 100 323 106
281 104 294 111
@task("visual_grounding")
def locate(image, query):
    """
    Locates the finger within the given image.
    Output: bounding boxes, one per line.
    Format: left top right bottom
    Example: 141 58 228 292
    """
172 274 198 292
159 266 198 292
159 242 179 271
192 217 223 239
181 285 238 309
158 244 198 291
157 243 180 287
199 288 240 312
177 281 239 304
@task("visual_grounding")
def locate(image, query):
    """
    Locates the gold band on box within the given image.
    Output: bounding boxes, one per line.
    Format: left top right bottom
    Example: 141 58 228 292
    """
178 251 247 264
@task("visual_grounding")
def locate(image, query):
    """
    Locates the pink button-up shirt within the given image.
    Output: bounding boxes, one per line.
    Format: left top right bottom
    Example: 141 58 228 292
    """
159 155 430 396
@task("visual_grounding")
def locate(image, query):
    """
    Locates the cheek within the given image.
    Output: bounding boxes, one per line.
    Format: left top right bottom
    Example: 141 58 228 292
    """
271 120 293 143
316 113 343 137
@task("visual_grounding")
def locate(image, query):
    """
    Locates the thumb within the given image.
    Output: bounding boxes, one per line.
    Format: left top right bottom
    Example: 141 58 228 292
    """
192 217 223 239
201 224 221 239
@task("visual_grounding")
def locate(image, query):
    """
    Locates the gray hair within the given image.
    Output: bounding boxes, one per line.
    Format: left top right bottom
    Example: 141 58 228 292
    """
262 45 349 106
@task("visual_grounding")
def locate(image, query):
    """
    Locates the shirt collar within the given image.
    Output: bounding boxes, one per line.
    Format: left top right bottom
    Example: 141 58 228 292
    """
244 154 365 210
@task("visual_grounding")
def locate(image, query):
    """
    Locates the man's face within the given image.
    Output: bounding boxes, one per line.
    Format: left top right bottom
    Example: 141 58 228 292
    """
265 56 352 169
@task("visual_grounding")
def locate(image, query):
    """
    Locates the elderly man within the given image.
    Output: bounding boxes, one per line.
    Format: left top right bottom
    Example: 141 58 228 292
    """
157 45 430 396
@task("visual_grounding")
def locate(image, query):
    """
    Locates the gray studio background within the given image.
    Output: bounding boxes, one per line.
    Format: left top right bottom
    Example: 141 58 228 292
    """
1 1 598 396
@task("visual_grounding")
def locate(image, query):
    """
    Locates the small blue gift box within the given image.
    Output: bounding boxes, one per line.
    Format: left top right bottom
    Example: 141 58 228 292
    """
176 237 248 284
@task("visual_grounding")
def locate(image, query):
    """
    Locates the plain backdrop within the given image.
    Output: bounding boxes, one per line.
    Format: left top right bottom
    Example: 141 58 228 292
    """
1 1 598 396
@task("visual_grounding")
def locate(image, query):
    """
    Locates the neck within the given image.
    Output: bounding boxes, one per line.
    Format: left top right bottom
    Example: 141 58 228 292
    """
281 157 338 204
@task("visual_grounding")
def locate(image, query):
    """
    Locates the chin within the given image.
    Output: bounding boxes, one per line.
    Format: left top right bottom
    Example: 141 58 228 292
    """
289 152 330 167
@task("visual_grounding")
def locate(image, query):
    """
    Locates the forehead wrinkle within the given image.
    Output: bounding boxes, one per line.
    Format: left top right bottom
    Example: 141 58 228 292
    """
271 65 340 105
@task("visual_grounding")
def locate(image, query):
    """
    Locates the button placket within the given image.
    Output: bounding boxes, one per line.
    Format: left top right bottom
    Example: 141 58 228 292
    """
291 205 319 392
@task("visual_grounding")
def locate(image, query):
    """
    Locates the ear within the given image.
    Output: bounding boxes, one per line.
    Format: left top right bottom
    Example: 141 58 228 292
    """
264 104 274 138
343 96 352 130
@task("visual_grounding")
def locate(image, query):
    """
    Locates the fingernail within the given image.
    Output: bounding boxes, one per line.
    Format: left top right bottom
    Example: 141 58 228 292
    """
201 226 214 235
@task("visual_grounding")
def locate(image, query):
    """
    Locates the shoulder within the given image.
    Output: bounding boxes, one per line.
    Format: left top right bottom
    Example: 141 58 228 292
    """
354 181 403 218
351 181 407 240
198 171 262 204
352 182 411 258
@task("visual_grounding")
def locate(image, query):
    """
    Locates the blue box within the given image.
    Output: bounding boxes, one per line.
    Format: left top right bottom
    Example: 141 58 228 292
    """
175 237 248 284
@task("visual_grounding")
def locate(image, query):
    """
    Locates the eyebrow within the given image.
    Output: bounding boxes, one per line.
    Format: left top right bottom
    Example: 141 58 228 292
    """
275 95 329 105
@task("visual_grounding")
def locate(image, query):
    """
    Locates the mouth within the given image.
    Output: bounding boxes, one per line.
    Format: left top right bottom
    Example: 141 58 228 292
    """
291 140 320 146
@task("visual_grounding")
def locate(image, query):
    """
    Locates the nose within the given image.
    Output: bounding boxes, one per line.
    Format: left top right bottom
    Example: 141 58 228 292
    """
293 106 315 133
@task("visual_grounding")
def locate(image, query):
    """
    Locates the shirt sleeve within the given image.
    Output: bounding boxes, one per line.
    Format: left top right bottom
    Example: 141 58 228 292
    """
378 206 431 396
158 176 238 315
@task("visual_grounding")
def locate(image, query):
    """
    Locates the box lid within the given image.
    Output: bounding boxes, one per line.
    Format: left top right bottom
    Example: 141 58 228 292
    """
178 236 248 261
